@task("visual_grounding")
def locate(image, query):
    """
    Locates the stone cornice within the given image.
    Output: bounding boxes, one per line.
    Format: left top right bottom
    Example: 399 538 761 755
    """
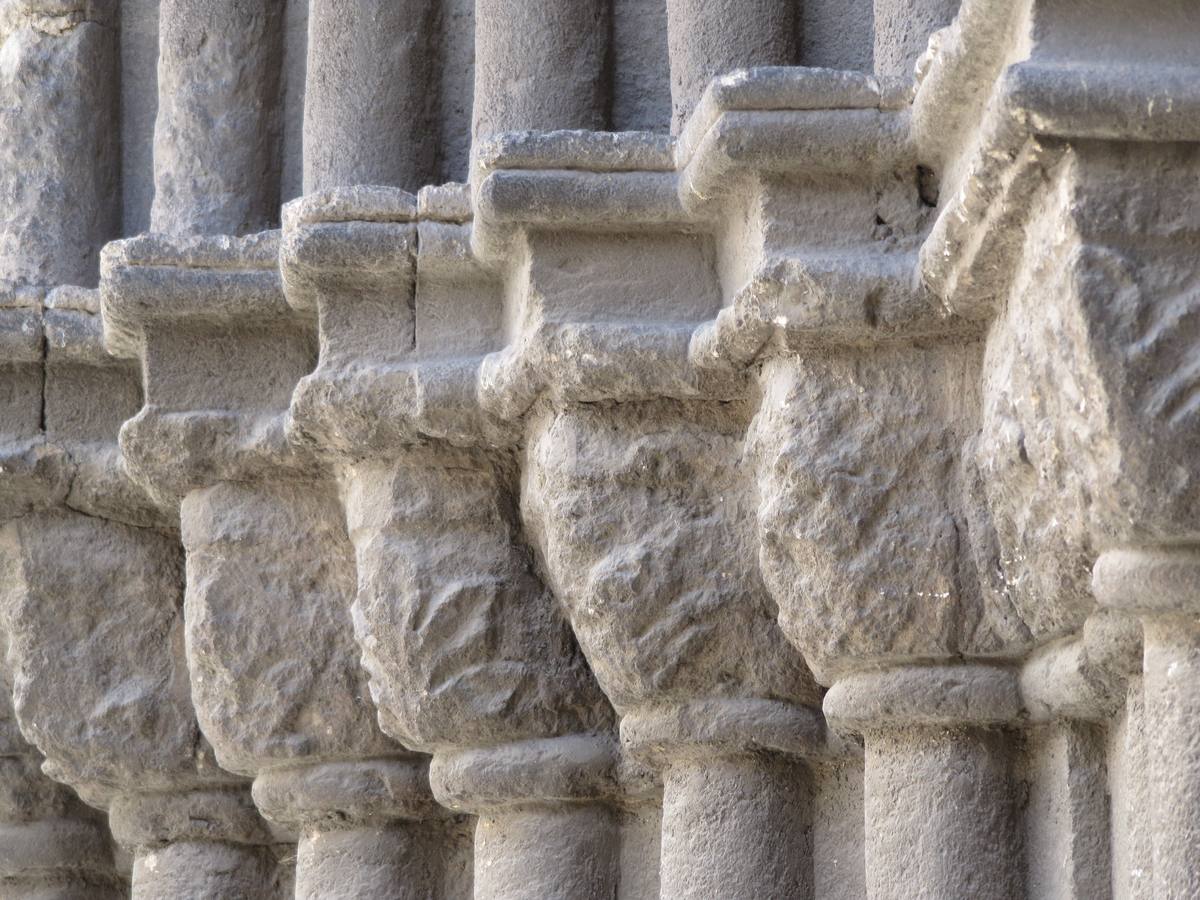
100 230 316 503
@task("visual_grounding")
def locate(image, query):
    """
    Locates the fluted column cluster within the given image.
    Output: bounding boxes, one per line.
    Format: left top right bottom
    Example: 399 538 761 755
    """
1 0 1198 898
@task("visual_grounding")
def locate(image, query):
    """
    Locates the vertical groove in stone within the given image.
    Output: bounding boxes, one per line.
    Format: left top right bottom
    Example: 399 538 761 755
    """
665 0 797 134
437 0 475 183
872 0 961 79
0 2 119 287
303 0 440 194
119 0 160 237
864 725 1023 900
473 805 619 900
151 0 284 235
1022 722 1112 900
279 0 310 204
611 0 672 133
659 754 813 899
471 0 610 148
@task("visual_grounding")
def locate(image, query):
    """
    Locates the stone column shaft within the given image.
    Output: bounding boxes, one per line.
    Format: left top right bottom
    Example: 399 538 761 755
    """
665 0 796 132
660 753 812 899
296 824 446 900
863 726 1019 899
109 788 277 900
131 841 273 900
473 805 618 900
430 737 621 900
152 0 283 234
472 0 610 147
303 0 439 193
0 811 123 900
0 1 118 287
826 665 1024 900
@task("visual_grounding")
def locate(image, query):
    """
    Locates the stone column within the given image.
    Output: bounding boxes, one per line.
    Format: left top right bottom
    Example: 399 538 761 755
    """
432 738 620 900
0 298 123 897
524 402 824 900
1094 550 1200 899
181 477 455 900
1018 612 1139 899
749 340 1034 899
253 759 454 900
967 136 1200 900
665 0 797 132
281 189 618 899
102 230 462 898
343 451 615 900
635 709 817 899
0 0 118 288
825 666 1024 900
1 507 275 900
472 0 610 145
873 0 961 79
152 0 283 234
304 0 439 193
109 790 275 900
0 292 281 898
0 712 123 899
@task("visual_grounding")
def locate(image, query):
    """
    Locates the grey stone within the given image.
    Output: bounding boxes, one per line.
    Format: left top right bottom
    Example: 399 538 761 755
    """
665 0 797 133
472 0 609 145
303 0 439 193
0 0 118 288
151 0 283 235
4 0 1200 895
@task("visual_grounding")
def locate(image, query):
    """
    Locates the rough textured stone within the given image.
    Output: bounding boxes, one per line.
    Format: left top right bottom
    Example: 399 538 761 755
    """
3 0 1200 896
344 450 610 752
303 0 439 193
181 479 394 776
0 511 199 795
151 0 283 235
752 347 1030 680
524 401 818 714
665 0 797 133
471 0 609 145
0 0 118 288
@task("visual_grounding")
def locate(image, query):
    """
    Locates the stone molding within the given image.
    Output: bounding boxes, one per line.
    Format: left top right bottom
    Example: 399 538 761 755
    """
0 0 1197 895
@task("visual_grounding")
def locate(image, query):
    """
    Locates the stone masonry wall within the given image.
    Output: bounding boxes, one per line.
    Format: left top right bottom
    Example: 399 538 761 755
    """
1 0 1199 897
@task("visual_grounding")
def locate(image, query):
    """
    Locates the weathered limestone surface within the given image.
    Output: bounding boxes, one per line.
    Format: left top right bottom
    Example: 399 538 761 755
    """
304 0 439 192
2 0 1199 897
152 0 283 235
0 0 118 287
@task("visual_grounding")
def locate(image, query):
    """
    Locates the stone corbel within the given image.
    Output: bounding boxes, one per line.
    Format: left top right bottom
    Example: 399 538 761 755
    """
0 290 294 897
470 94 850 895
918 0 1200 894
100 231 449 898
282 185 625 900
0 290 125 896
673 57 1038 900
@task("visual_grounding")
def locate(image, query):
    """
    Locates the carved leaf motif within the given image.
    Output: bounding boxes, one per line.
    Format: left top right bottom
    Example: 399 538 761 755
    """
523 402 818 710
346 454 609 751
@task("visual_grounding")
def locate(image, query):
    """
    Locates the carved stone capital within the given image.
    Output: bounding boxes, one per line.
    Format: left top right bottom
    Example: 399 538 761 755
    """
180 478 396 776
